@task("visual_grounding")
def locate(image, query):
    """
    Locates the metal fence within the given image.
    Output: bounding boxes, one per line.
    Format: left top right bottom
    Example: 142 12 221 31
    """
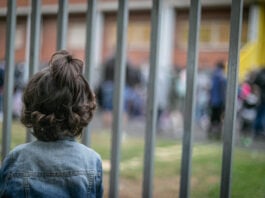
1 0 243 197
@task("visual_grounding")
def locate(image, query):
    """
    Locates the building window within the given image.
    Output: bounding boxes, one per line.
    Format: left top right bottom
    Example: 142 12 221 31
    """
68 22 86 49
176 19 248 50
15 24 25 50
105 20 150 50
127 21 150 49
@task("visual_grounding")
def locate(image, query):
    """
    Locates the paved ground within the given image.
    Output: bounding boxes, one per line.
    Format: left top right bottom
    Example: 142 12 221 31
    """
91 110 265 151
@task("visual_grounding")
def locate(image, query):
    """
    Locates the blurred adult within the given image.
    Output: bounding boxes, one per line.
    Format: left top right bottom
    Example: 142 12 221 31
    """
0 60 5 120
13 62 26 119
125 64 144 118
208 61 226 137
98 56 115 127
253 67 265 138
176 68 186 114
196 71 211 129
97 56 144 127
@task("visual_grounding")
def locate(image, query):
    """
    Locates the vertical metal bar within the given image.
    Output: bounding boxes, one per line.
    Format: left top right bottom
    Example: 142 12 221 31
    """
82 0 97 146
220 0 243 197
24 8 31 85
1 0 16 161
56 0 68 50
109 0 128 197
142 0 162 197
179 0 201 197
26 0 42 143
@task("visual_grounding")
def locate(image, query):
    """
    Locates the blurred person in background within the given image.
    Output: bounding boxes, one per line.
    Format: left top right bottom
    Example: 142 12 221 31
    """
97 55 144 127
238 74 258 146
196 70 211 130
97 56 115 127
125 63 144 119
253 67 265 138
13 62 26 119
176 68 186 114
208 61 226 138
0 59 4 121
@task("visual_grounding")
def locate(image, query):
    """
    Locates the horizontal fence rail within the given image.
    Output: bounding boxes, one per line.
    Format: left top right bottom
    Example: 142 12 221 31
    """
1 1 244 198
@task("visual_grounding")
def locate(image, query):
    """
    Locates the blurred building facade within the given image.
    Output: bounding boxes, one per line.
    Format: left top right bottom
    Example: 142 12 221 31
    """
0 0 264 82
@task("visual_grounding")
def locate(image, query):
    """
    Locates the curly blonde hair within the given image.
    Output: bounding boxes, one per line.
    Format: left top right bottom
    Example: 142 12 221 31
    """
21 50 97 141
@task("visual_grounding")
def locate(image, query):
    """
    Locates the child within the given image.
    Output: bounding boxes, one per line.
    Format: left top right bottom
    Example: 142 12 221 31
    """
0 50 103 197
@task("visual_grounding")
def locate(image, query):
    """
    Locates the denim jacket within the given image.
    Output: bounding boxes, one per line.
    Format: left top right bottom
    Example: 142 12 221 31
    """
0 139 103 198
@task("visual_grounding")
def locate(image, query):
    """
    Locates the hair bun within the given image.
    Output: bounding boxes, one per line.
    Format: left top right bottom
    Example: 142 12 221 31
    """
49 50 84 88
66 54 73 63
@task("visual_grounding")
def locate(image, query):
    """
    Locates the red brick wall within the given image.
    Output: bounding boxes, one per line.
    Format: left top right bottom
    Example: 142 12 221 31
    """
41 15 57 63
174 8 230 69
0 0 84 7
173 7 248 69
173 49 228 69
0 4 249 70
103 11 151 67
0 0 29 7
15 17 27 62
0 0 146 8
0 18 6 60
41 14 88 63
0 17 27 62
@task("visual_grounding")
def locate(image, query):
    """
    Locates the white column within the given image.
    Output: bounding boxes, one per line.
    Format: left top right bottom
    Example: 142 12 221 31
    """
157 2 176 109
247 4 259 42
91 11 104 87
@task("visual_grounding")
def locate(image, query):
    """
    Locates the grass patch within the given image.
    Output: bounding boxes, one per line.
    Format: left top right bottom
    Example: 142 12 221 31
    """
1 122 265 197
231 149 265 198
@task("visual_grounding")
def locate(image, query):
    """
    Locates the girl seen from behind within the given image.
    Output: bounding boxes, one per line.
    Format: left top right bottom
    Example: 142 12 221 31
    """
0 50 103 198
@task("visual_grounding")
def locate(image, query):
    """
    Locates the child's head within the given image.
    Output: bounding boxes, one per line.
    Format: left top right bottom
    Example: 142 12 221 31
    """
21 50 97 141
